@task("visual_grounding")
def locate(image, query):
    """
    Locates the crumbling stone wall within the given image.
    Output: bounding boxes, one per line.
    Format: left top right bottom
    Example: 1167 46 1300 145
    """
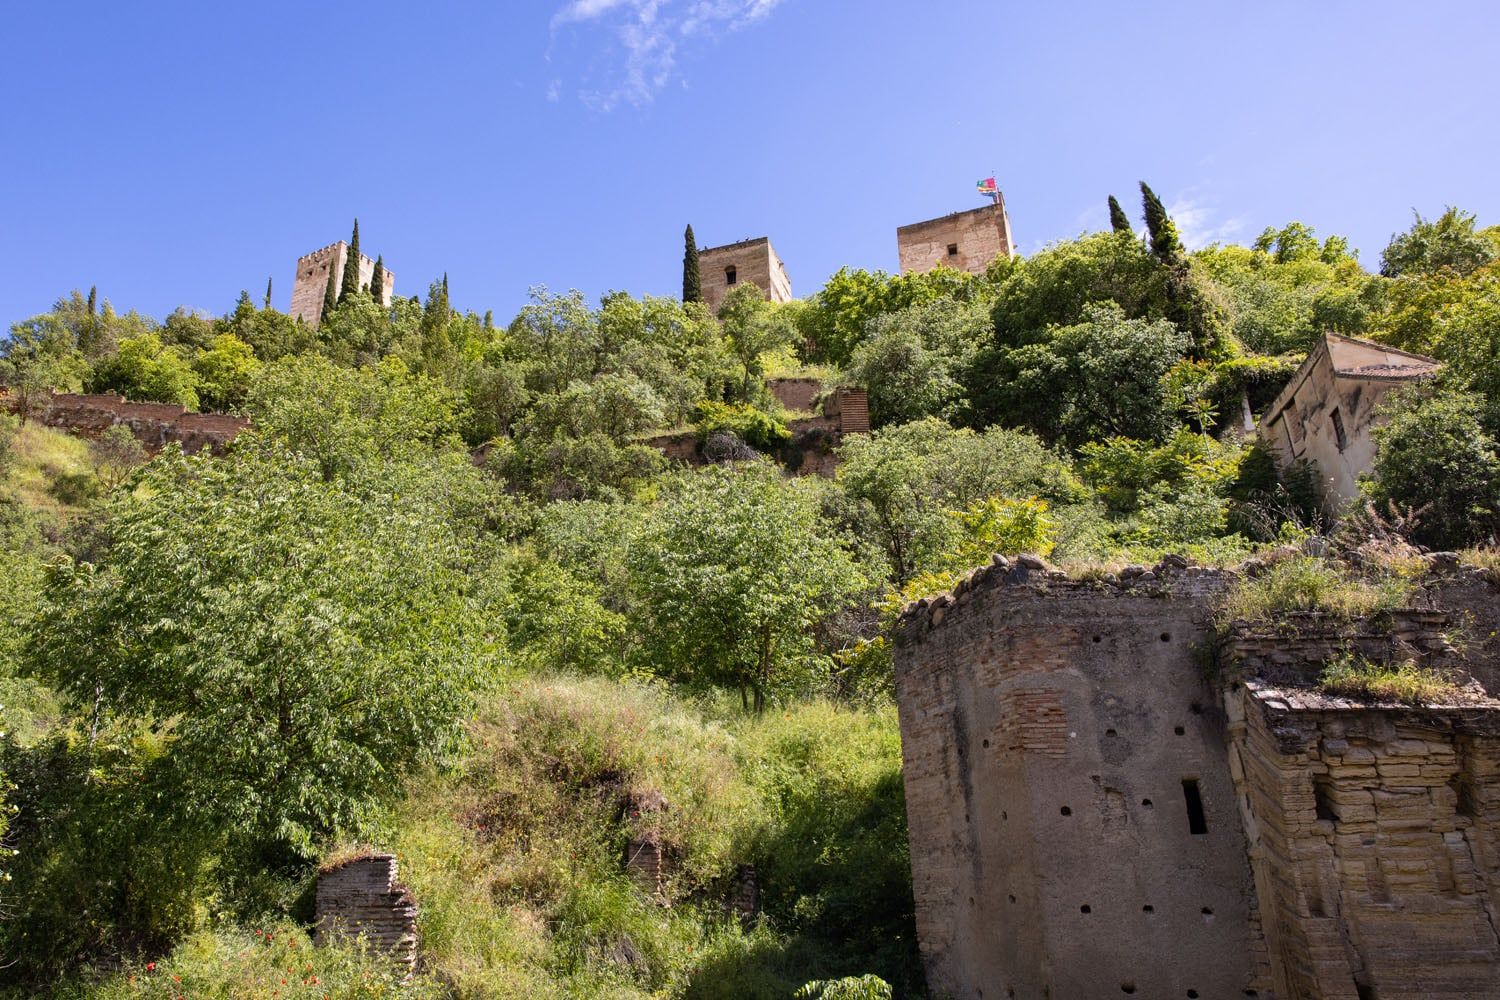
894 556 1500 1000
315 853 418 973
5 391 247 453
893 558 1265 999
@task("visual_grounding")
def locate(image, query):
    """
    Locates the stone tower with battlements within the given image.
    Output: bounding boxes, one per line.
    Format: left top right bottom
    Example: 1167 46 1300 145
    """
290 241 396 326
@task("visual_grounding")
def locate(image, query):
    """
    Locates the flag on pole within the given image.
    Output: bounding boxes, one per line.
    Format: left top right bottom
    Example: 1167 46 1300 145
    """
976 177 998 199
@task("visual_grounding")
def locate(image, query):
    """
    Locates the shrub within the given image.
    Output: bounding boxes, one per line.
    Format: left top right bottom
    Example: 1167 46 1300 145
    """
1215 556 1414 625
1319 654 1460 705
46 470 99 506
797 976 894 1000
692 401 791 454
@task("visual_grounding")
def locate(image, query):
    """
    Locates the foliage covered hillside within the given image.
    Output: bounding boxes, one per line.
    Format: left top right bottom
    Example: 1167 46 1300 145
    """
3 196 1500 997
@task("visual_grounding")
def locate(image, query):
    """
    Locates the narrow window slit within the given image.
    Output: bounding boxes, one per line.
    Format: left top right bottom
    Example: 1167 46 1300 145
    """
1183 779 1208 835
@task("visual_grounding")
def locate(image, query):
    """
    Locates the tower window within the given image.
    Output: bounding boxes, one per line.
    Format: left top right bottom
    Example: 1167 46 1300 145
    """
947 243 960 256
1331 408 1348 451
725 266 738 285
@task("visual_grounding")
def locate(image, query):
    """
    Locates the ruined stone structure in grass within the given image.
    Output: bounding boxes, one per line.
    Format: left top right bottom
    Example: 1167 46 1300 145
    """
314 853 419 974
2 390 248 453
893 554 1500 1000
896 199 1015 276
290 240 397 326
697 236 792 313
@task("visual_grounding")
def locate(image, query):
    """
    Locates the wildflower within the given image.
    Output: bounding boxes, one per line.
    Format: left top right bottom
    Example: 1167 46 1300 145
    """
146 962 156 973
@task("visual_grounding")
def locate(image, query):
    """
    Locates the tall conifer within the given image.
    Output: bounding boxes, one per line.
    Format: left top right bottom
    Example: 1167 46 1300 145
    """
1139 182 1183 263
322 258 339 323
264 276 273 310
370 255 386 306
87 285 98 316
1108 196 1133 235
683 224 702 303
339 219 362 303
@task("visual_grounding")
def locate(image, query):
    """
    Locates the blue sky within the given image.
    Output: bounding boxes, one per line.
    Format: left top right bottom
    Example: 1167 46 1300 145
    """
3 1 1497 325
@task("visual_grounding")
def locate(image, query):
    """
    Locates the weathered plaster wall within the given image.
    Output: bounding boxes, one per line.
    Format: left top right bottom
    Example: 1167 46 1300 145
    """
896 201 1015 277
698 237 792 313
290 241 396 326
894 559 1263 999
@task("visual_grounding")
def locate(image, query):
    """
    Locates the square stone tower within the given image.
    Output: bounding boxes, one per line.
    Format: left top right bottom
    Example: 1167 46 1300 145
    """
897 199 1015 276
290 241 396 326
698 237 792 313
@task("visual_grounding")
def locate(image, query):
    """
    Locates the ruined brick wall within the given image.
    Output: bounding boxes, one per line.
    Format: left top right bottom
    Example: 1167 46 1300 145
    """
290 241 396 326
893 558 1264 1000
896 200 1014 277
8 392 248 454
767 377 821 413
315 854 418 972
699 237 792 313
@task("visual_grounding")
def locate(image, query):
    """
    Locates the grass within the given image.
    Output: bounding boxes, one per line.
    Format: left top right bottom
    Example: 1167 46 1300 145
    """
1215 555 1416 626
43 922 446 1000
1461 547 1500 584
1319 654 1462 706
6 420 97 516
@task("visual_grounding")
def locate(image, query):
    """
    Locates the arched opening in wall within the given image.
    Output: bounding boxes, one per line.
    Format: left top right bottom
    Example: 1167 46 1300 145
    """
1314 776 1339 823
725 265 738 286
1182 779 1208 835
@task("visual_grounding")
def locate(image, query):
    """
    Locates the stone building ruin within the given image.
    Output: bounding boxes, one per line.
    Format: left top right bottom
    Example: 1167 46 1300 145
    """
290 240 396 326
897 200 1015 276
893 555 1500 999
315 853 419 973
1260 333 1439 512
697 236 792 313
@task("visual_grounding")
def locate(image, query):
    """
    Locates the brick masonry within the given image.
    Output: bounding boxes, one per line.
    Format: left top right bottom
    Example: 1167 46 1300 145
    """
4 391 248 454
893 555 1500 999
314 854 419 973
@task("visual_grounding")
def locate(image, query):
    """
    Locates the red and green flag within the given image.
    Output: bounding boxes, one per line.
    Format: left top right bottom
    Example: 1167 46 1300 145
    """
976 177 998 197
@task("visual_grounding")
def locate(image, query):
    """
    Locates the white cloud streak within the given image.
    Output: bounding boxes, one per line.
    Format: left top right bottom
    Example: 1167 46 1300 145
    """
550 0 786 110
1167 190 1246 249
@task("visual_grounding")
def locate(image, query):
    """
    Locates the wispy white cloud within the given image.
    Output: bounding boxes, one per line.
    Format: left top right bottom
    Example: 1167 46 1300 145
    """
550 0 787 111
1168 189 1246 249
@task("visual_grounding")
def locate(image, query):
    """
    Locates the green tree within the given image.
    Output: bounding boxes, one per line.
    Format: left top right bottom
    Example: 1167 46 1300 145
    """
192 333 261 411
1364 383 1500 549
263 276 273 310
846 297 989 427
89 423 146 491
246 354 459 481
719 284 798 397
1381 207 1497 278
339 218 362 303
1108 195 1133 234
683 224 702 303
1140 180 1183 263
321 256 338 324
629 464 866 710
89 333 200 408
796 266 986 367
24 445 488 853
369 254 386 305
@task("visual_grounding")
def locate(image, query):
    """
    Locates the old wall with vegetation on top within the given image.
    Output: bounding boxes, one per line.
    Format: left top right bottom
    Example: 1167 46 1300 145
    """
894 552 1500 1000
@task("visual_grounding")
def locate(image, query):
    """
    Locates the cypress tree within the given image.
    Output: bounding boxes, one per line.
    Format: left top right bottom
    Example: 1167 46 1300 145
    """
264 276 273 310
483 310 494 331
322 257 339 323
1108 196 1133 235
1139 182 1183 263
339 219 362 303
370 255 386 306
87 285 98 316
682 224 702 303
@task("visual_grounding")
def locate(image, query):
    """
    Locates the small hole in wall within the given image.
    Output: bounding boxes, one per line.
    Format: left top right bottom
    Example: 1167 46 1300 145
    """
1080 904 1091 913
1183 779 1208 835
1187 991 1200 999
1175 726 1186 736
1093 635 1102 643
1008 894 1016 903
1201 907 1214 917
1002 811 1008 820
982 739 991 748
1060 806 1072 816
1244 992 1260 998
1142 904 1154 913
1190 702 1203 715
1106 728 1118 737
1142 798 1154 809
968 896 975 906
1121 985 1137 995
1160 632 1171 642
